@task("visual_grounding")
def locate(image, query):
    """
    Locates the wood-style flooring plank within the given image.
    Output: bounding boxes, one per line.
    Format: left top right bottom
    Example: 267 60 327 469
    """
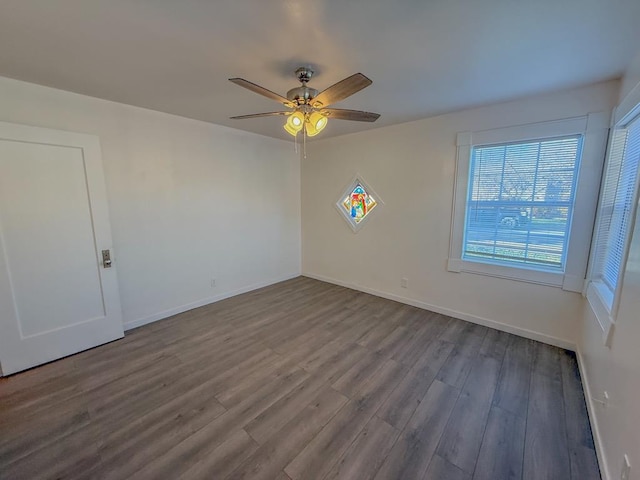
435 348 504 474
0 422 102 480
569 445 601 480
0 397 91 466
331 351 389 398
439 318 488 345
390 313 449 366
285 359 407 480
373 379 460 480
435 327 486 389
273 472 293 480
245 374 339 445
532 342 563 381
472 406 525 480
215 355 299 407
523 372 571 480
424 454 471 480
377 339 454 430
493 335 534 417
322 416 399 480
374 326 416 360
177 428 259 480
130 365 309 479
96 384 227 479
228 388 348 480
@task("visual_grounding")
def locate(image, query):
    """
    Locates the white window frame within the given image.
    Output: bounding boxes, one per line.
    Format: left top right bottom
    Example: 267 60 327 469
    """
448 113 610 291
586 95 640 346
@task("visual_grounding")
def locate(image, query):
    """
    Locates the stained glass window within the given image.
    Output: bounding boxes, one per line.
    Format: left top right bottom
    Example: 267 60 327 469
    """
341 183 377 223
335 177 382 232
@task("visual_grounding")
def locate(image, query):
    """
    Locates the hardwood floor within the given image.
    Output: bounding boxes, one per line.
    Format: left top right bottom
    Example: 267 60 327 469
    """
0 277 600 480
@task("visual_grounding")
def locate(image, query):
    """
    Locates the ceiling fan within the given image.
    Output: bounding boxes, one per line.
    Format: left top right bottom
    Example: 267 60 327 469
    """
229 67 380 138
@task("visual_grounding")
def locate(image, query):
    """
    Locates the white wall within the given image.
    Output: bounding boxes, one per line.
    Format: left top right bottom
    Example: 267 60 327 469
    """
302 80 619 348
620 50 640 103
0 76 301 329
578 60 640 480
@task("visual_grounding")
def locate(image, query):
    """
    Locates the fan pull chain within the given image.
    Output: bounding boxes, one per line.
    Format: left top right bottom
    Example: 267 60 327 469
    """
303 126 307 159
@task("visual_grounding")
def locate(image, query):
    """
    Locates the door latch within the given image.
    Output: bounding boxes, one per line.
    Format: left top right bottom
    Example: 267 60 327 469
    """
102 249 112 268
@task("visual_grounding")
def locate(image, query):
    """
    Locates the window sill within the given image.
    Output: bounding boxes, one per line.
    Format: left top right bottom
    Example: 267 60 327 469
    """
447 257 584 292
585 281 615 347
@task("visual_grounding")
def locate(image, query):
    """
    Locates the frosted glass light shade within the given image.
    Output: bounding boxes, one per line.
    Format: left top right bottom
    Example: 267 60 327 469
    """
306 111 328 137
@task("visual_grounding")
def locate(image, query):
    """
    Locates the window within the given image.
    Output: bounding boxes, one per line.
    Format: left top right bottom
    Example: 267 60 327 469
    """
449 114 609 289
589 115 640 310
463 136 582 271
335 176 383 232
340 183 378 224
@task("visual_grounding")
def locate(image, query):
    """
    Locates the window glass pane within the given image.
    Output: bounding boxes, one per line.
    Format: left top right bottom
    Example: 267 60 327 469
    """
463 136 582 271
596 117 640 291
340 183 378 224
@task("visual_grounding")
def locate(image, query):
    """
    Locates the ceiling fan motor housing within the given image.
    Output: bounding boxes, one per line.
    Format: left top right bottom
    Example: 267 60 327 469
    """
286 67 319 105
286 86 319 105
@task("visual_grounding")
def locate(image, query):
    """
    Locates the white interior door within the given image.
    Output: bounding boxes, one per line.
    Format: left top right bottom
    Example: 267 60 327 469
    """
0 122 123 376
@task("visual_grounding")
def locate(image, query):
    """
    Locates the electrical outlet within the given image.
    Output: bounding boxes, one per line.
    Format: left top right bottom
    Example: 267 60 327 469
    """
211 278 216 288
621 454 631 480
400 278 408 288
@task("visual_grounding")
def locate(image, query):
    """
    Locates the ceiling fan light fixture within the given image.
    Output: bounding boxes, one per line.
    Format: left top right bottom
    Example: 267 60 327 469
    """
306 111 328 137
292 113 304 127
285 110 305 135
305 122 319 137
312 112 328 131
283 122 299 136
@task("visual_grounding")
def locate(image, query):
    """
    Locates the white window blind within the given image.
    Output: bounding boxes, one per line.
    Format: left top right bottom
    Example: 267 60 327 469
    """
592 116 640 296
463 136 582 271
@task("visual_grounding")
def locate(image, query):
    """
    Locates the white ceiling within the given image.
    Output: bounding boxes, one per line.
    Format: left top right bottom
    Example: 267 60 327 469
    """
0 0 639 140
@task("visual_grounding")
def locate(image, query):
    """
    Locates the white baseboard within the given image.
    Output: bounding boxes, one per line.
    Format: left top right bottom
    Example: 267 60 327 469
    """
123 273 300 331
576 348 610 480
303 272 576 351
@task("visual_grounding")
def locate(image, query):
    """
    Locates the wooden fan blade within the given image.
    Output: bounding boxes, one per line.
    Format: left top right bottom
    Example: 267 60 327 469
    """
230 111 291 120
229 78 292 106
312 73 372 107
321 108 380 122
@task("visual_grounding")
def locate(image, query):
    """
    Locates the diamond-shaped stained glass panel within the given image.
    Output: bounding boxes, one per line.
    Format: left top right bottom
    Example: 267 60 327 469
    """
341 183 377 224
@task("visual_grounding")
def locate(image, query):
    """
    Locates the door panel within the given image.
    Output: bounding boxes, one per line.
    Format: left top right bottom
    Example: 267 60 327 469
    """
0 122 123 375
